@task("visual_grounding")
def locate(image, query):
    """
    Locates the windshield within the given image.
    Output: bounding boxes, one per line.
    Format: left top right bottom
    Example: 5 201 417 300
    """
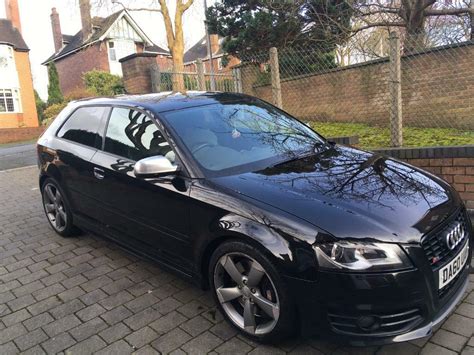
162 101 325 177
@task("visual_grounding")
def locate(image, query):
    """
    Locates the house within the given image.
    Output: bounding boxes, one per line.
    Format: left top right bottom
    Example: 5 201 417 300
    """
183 34 240 73
43 0 170 97
0 0 38 128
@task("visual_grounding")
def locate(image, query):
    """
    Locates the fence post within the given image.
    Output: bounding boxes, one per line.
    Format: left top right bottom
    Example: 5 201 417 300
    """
232 68 242 93
196 59 205 91
150 63 161 93
269 47 283 109
389 32 403 147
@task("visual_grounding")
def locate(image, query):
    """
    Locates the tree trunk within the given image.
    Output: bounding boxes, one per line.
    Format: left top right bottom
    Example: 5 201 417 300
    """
171 47 185 92
471 0 474 40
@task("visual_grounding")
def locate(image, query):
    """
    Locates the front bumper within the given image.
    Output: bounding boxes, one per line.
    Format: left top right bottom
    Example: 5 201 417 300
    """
287 239 472 346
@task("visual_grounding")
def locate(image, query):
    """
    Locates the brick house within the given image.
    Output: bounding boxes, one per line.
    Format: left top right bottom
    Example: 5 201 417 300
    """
42 0 170 97
183 34 241 74
0 0 38 129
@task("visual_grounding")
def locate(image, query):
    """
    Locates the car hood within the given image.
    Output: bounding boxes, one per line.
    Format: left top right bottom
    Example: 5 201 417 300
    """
210 146 459 244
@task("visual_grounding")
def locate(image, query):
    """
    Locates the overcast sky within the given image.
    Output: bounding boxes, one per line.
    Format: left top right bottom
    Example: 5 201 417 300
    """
0 0 210 100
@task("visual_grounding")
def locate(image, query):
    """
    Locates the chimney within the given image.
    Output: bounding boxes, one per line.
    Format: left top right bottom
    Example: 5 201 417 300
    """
5 0 22 33
210 34 219 55
50 8 63 52
79 0 92 37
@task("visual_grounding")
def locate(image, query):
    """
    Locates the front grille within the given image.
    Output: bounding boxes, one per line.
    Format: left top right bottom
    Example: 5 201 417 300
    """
421 211 469 267
328 308 423 336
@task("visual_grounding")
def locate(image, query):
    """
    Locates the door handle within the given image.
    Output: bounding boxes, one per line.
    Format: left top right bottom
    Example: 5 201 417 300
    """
93 167 105 180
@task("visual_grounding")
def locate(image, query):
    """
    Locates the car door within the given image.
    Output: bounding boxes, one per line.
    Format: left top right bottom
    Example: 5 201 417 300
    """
89 106 194 272
53 105 110 222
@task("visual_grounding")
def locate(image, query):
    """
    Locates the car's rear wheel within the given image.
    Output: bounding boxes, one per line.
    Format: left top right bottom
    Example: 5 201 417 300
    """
41 178 80 237
209 240 295 342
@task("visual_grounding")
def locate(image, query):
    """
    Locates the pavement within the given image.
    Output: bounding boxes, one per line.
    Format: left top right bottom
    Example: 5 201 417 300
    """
0 143 36 171
0 166 473 355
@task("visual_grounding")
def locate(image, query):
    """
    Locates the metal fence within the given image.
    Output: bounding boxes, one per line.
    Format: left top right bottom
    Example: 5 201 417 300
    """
148 35 473 149
233 33 474 149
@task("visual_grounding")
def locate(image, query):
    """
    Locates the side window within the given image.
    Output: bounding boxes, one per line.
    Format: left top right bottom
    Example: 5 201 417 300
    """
104 107 174 162
57 106 107 148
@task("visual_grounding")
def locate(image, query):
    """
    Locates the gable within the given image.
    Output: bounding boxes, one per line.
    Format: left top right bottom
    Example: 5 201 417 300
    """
107 16 144 42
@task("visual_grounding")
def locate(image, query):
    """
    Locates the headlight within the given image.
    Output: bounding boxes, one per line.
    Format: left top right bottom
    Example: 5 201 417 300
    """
314 241 412 272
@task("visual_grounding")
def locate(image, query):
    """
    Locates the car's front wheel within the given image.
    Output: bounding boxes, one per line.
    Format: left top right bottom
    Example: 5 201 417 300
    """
41 178 79 237
209 240 295 342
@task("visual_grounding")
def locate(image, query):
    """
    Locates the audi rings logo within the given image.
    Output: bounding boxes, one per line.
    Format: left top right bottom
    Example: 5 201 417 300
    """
445 222 465 250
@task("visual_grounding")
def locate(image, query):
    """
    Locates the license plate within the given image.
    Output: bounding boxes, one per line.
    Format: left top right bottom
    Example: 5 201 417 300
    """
438 242 469 289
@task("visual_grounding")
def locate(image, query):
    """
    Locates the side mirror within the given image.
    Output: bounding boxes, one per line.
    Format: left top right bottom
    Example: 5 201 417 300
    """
134 155 179 178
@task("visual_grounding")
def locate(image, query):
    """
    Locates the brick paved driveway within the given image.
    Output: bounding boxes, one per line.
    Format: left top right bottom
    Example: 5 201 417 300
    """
0 166 473 355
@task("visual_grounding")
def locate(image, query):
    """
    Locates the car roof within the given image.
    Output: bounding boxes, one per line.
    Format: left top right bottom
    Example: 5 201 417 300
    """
72 91 259 114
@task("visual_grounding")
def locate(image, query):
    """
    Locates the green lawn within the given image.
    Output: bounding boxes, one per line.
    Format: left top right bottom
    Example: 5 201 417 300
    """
309 122 474 149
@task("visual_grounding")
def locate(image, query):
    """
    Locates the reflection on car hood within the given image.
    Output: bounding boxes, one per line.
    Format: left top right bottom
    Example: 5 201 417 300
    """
211 146 459 243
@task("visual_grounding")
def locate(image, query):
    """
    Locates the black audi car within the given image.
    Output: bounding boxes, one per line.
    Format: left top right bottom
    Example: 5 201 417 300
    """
37 92 472 345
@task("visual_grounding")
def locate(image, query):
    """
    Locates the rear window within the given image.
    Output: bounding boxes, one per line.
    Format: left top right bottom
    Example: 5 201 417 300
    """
57 106 108 148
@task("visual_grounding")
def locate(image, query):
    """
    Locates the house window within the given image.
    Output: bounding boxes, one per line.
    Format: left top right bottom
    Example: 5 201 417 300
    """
108 41 117 61
217 58 223 70
0 89 20 113
0 45 14 69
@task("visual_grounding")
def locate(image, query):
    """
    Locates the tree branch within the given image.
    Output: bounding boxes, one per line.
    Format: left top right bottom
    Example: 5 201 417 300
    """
424 8 472 16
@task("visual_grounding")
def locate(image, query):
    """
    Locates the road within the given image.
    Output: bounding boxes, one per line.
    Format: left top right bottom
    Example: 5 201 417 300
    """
0 143 37 171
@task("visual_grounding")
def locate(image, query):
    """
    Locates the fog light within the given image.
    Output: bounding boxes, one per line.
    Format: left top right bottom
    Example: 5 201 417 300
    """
357 315 381 331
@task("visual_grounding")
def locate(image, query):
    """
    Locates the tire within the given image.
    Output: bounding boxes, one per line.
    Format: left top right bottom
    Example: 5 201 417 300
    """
41 178 81 237
209 240 296 343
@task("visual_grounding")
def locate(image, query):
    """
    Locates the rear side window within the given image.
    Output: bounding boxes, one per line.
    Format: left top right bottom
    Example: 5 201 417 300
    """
104 107 174 162
57 106 108 148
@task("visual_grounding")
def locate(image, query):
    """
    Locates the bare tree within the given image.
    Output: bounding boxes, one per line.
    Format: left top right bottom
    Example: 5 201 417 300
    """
98 0 195 91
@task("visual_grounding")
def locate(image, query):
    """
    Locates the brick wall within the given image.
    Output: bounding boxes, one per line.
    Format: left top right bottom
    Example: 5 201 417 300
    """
0 126 44 144
120 53 158 94
246 42 474 129
375 146 474 210
54 43 110 97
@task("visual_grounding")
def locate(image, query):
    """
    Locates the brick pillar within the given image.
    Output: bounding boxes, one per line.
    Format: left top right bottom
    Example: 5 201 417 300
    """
120 53 158 94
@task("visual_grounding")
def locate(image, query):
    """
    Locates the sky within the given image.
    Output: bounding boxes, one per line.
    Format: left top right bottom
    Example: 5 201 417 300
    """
0 0 211 100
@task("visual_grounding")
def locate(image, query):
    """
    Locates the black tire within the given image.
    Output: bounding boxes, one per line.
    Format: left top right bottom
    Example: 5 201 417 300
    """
209 239 296 343
41 178 81 237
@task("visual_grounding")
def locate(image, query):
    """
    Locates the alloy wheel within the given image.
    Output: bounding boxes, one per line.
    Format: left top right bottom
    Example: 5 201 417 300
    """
43 183 67 232
214 252 280 335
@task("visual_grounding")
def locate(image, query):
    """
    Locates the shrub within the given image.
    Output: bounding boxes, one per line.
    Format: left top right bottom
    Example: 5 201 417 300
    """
47 63 64 105
43 102 68 125
65 87 97 101
34 90 47 124
83 70 125 96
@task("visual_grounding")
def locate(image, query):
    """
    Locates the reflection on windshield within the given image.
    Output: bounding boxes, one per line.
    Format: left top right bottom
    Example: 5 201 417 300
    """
163 101 324 176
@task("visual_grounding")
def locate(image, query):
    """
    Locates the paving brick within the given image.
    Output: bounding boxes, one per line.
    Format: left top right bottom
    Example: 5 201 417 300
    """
124 293 159 313
27 296 61 316
102 277 135 295
421 343 457 355
177 299 208 318
42 314 82 337
13 328 48 351
151 327 192 354
210 320 238 340
0 323 27 345
215 336 253 354
49 298 85 319
153 297 183 315
181 331 223 355
432 329 469 352
442 314 474 337
57 285 86 302
23 312 55 331
67 334 107 354
124 308 162 331
180 315 213 336
95 340 133 354
150 311 187 335
61 274 88 289
125 326 159 349
2 308 31 326
76 303 106 322
80 288 108 305
41 332 76 354
101 305 133 325
0 342 18 355
32 283 65 301
457 303 474 319
21 345 46 355
99 322 132 344
80 275 113 293
40 271 67 286
100 290 134 310
70 317 108 342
